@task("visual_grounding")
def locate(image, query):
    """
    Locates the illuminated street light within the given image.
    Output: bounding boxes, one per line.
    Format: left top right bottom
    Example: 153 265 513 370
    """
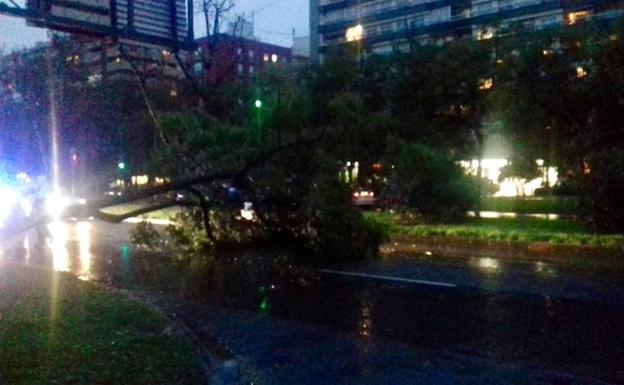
346 24 364 42
479 78 494 90
255 99 263 108
118 162 126 170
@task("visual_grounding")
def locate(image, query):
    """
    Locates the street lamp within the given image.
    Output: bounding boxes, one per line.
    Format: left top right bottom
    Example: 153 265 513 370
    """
118 162 126 171
70 149 78 196
255 99 263 109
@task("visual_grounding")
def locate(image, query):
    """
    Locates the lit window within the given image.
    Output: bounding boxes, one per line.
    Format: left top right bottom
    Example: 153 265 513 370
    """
249 50 254 59
271 54 278 63
477 29 494 40
566 11 589 25
88 74 102 84
263 53 269 62
237 64 243 75
249 65 255 74
193 62 203 75
479 78 493 90
576 66 587 78
162 50 171 57
170 89 178 97
346 24 365 42
542 49 551 56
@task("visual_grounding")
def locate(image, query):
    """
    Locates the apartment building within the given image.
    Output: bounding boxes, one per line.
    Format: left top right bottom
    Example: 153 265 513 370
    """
311 0 624 60
74 36 186 84
194 34 293 84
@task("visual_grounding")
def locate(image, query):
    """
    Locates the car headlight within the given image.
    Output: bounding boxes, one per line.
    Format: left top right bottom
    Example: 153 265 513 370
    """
46 192 69 218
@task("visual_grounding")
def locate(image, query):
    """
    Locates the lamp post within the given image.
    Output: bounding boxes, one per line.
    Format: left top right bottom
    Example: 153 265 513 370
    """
70 148 78 196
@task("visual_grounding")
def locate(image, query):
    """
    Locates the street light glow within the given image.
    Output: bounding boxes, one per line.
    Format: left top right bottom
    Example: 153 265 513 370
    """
118 162 126 170
0 187 18 229
255 99 262 108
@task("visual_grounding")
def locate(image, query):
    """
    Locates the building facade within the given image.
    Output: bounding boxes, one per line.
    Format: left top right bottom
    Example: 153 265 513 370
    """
75 36 185 84
311 0 624 59
194 34 293 84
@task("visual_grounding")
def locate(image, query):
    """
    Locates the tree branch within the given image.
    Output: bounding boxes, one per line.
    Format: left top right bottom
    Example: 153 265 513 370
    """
96 200 196 223
119 44 168 146
186 186 218 243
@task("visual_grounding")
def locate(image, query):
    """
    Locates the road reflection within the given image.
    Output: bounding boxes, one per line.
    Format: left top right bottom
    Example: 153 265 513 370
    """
49 221 70 272
2 221 95 281
23 237 31 264
76 221 92 281
470 256 501 273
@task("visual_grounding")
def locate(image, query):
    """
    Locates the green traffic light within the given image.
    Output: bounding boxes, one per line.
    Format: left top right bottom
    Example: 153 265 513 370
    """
255 99 262 108
118 162 126 170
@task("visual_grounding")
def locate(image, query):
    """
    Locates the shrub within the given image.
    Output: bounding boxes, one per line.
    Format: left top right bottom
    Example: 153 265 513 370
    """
583 151 624 233
385 142 480 222
297 178 387 264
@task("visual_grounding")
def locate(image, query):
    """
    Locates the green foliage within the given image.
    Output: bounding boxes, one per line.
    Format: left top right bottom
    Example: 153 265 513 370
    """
497 156 541 182
137 97 387 262
153 113 253 178
131 221 165 250
481 196 580 215
166 210 216 254
583 151 624 233
366 212 624 249
298 179 386 263
385 142 481 222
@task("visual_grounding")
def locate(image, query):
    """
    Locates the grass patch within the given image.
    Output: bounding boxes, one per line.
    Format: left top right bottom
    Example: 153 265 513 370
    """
366 212 624 249
0 266 202 385
479 196 580 215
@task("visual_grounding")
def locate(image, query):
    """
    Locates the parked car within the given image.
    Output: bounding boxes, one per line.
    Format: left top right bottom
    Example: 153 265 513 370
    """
352 190 377 207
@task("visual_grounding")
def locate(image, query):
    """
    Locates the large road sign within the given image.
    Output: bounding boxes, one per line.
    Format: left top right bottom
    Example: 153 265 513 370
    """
0 0 195 49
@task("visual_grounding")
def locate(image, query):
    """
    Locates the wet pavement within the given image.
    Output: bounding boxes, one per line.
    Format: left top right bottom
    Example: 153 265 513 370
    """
1 220 623 384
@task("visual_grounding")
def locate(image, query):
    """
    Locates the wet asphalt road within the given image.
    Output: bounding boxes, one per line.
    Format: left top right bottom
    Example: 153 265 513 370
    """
1 220 623 383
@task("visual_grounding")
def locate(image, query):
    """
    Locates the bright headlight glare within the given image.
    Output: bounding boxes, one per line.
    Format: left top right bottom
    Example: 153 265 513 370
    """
0 187 18 227
47 192 69 218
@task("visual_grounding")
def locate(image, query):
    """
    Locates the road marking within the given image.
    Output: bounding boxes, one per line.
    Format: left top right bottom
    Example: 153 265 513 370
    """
317 269 458 288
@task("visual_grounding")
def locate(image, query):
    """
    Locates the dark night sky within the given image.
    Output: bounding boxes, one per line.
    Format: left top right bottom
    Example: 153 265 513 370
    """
1 0 308 51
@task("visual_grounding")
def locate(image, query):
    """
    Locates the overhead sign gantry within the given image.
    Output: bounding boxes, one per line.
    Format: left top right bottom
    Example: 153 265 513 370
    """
0 0 195 49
